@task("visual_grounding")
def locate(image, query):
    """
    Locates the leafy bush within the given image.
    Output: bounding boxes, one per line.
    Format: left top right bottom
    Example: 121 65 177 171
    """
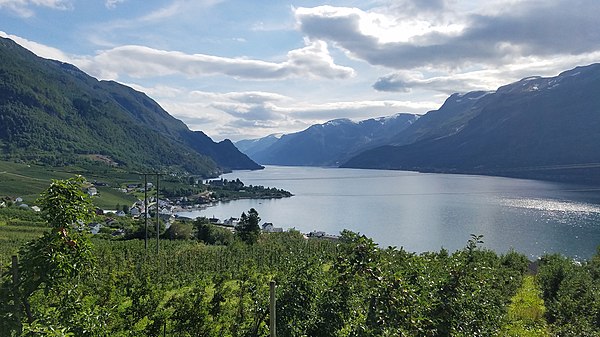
537 252 600 336
165 222 193 240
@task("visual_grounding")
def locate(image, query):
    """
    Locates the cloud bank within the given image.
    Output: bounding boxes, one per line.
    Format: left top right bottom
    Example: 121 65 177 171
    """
296 1 600 71
80 40 354 81
0 0 71 17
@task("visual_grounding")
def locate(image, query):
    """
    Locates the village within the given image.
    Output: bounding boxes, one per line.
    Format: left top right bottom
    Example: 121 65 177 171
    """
1 179 338 241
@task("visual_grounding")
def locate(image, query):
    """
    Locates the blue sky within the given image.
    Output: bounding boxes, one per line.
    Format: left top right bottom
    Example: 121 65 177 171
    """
2 0 600 141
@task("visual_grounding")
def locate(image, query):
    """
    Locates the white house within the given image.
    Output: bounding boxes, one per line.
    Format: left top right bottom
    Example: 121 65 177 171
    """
262 222 283 233
87 187 98 196
223 217 240 226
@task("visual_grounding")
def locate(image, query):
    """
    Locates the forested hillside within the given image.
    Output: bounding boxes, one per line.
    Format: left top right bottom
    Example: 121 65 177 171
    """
0 37 261 176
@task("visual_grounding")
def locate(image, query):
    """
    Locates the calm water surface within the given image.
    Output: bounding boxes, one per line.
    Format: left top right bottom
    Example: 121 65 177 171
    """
181 166 600 259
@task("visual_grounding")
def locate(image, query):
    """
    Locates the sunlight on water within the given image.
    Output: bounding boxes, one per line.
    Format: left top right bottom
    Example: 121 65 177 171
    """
185 166 600 258
500 198 600 214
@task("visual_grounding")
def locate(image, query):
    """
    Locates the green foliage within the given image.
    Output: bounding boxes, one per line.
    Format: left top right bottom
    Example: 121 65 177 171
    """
2 177 597 337
208 178 292 200
0 176 97 336
235 208 261 245
194 217 235 245
36 176 94 229
165 221 193 240
537 252 600 336
128 218 165 240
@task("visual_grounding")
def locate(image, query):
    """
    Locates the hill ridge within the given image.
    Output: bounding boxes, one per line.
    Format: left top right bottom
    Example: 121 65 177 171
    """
0 37 262 176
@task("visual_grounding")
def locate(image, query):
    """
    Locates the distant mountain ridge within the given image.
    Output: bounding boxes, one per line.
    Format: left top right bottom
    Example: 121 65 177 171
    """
234 134 281 161
236 114 420 166
0 37 261 176
343 64 600 184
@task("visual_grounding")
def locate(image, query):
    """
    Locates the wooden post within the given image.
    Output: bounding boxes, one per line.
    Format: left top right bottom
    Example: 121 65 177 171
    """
11 255 18 287
270 280 276 337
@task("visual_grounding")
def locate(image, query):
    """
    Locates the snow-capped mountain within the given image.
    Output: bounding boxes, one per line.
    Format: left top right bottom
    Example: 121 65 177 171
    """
343 63 600 184
235 113 420 166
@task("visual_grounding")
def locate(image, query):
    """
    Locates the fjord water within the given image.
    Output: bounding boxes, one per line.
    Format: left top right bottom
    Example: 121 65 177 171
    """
183 166 600 258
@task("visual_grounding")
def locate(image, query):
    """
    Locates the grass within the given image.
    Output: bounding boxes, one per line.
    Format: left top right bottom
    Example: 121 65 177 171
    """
501 275 550 337
0 160 140 209
0 161 72 203
0 222 48 271
93 186 137 210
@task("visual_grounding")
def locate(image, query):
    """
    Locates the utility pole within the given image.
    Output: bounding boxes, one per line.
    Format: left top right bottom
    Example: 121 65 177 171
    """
144 174 148 250
156 173 160 254
140 172 160 252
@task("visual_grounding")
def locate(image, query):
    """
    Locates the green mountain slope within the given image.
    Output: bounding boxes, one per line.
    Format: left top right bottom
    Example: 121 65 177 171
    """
0 37 261 176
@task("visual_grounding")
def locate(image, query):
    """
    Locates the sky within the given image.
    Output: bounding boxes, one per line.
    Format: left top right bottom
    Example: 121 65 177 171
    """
1 0 600 141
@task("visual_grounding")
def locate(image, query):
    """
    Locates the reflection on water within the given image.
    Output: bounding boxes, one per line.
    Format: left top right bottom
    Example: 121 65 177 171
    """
500 198 600 214
180 166 600 259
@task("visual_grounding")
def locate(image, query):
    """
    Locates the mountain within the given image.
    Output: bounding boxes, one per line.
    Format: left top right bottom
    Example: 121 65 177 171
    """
239 114 419 166
0 37 261 176
343 64 600 184
234 134 281 160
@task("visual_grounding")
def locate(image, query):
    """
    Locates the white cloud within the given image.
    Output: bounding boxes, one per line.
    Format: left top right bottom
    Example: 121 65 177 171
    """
137 1 182 22
80 40 355 81
105 0 125 9
374 52 600 94
0 31 75 61
280 100 436 121
5 0 600 142
130 84 438 141
295 1 600 70
0 0 71 17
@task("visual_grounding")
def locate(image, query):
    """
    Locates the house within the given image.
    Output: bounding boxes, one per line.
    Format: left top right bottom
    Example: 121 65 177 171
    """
111 229 125 236
15 197 23 203
223 217 240 226
87 187 98 196
307 231 325 238
307 230 339 241
159 206 173 215
130 207 141 217
262 222 283 233
0 201 5 208
116 210 126 217
208 179 224 187
88 223 102 235
209 217 221 224
31 206 41 212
